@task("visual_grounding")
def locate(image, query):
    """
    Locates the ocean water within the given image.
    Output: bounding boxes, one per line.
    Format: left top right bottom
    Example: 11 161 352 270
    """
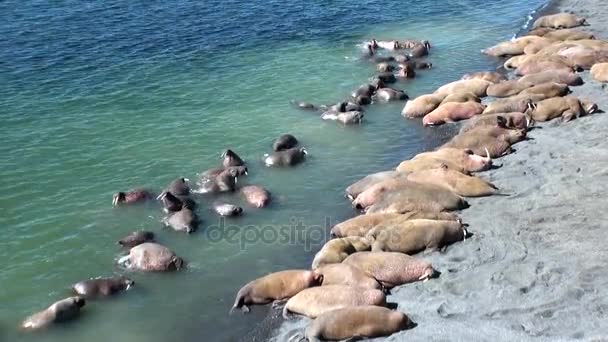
0 0 546 341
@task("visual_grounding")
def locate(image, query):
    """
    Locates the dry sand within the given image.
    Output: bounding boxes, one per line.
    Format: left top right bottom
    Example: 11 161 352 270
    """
270 0 608 340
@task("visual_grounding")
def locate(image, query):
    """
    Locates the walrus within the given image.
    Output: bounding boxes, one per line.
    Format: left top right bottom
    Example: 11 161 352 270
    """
435 79 492 97
282 285 386 319
71 276 134 298
343 251 435 288
440 92 481 105
118 242 184 272
118 231 155 249
530 96 597 122
406 164 498 197
316 264 383 291
345 170 403 201
514 60 573 76
222 149 245 167
311 237 371 269
376 62 396 72
165 177 190 196
163 207 198 233
367 219 467 254
21 297 86 331
401 93 445 119
460 112 533 134
461 71 507 84
330 211 461 238
322 110 364 124
198 166 248 183
396 62 416 78
519 82 570 98
352 83 381 99
272 134 299 151
442 125 526 158
482 36 550 57
240 185 271 208
376 72 397 84
504 53 572 70
231 270 322 313
298 306 414 342
353 179 469 213
157 191 195 213
518 70 583 86
196 168 240 194
486 80 533 98
290 100 318 111
408 147 493 173
375 87 408 102
591 62 608 82
526 27 594 41
532 13 587 29
112 189 154 206
559 48 608 70
264 147 307 167
213 203 243 217
483 96 536 115
422 101 485 126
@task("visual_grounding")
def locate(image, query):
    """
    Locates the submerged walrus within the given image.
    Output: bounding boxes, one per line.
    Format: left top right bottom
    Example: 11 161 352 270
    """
231 270 322 313
118 231 155 249
222 149 245 167
118 242 184 272
272 134 299 151
264 147 307 167
21 297 86 331
71 276 134 298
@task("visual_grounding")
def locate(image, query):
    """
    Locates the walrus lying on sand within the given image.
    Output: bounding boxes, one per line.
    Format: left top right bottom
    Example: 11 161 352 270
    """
311 237 371 269
343 251 435 288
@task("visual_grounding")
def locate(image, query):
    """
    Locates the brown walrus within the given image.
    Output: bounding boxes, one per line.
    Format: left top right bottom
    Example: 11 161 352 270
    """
401 93 445 118
316 263 383 290
240 185 271 208
532 13 587 29
299 306 414 342
71 276 134 298
21 297 86 331
282 285 386 319
343 251 435 288
406 164 499 197
117 231 155 249
118 242 184 272
232 270 322 313
311 237 371 269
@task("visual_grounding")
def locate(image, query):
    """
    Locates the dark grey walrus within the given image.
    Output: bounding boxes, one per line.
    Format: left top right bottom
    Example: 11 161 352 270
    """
71 276 134 298
264 147 307 167
272 134 299 152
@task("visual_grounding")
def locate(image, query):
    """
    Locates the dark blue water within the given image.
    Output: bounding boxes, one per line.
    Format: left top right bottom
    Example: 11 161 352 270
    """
0 0 545 341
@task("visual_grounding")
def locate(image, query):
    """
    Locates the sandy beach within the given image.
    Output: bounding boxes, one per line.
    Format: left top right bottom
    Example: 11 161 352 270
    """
270 0 608 340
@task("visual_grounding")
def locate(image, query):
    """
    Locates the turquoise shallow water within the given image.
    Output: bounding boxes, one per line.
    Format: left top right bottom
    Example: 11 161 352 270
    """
0 0 546 341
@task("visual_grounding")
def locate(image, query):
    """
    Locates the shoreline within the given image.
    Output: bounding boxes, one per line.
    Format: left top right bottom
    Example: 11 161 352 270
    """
267 0 608 340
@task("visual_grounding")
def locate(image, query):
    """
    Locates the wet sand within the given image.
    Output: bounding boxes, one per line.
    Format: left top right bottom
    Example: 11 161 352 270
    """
270 0 608 340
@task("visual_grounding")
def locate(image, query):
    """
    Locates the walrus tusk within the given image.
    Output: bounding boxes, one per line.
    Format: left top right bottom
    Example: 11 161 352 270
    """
156 192 167 201
302 148 308 155
484 148 491 161
463 228 467 242
112 197 118 206
183 178 190 182
117 255 130 267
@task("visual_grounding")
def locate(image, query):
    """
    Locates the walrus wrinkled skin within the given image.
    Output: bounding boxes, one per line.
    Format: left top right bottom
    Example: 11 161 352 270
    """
435 79 492 97
157 191 195 213
112 189 154 206
401 94 445 119
343 251 435 288
196 168 240 194
354 179 469 213
21 297 86 331
483 96 536 115
460 112 533 134
440 92 481 105
422 101 485 126
367 219 467 254
515 60 574 76
301 306 413 342
330 211 460 238
442 125 527 158
231 270 322 313
118 242 184 272
264 147 307 167
71 276 134 298
345 170 402 201
163 207 198 233
461 71 507 84
526 27 594 41
519 82 570 98
222 149 245 168
486 80 533 98
316 264 383 290
409 147 493 173
282 285 386 319
199 166 248 183
518 70 583 86
503 54 572 71
240 185 271 208
272 134 299 151
118 231 155 249
591 62 608 82
213 203 243 217
376 87 408 102
165 177 191 196
482 36 550 57
530 96 597 122
532 13 587 29
311 237 371 269
406 165 498 197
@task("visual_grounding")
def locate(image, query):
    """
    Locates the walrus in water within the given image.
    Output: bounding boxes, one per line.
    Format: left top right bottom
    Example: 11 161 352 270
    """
264 147 307 167
240 185 271 208
165 177 191 196
21 297 85 331
213 202 243 217
157 191 195 213
231 270 322 313
163 207 198 234
112 189 154 206
117 231 155 249
272 134 299 151
71 276 134 298
222 149 245 167
118 242 184 272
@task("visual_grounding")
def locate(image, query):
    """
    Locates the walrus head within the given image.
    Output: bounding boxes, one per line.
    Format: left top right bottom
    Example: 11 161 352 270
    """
73 296 86 308
422 40 431 50
312 272 324 285
112 192 126 206
299 147 308 156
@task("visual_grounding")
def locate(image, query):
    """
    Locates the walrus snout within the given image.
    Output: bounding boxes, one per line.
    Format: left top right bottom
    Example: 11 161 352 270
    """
74 297 86 308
